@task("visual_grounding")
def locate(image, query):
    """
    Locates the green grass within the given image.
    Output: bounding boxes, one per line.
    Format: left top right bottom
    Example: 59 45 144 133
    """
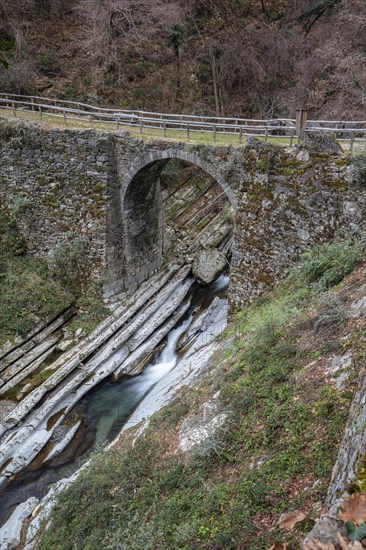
0 207 73 343
0 207 108 346
0 107 247 146
292 230 366 291
0 253 108 346
36 233 365 550
0 254 73 343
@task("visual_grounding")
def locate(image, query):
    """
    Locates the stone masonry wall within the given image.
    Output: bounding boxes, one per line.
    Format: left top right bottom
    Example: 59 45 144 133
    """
230 143 366 311
112 136 366 311
0 119 117 290
1 117 366 311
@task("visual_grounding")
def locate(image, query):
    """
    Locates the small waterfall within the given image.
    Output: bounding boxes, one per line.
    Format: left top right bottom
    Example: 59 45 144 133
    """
91 314 193 447
138 314 193 388
211 274 230 292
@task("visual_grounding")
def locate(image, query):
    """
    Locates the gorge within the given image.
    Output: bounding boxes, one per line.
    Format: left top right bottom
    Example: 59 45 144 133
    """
1 116 366 549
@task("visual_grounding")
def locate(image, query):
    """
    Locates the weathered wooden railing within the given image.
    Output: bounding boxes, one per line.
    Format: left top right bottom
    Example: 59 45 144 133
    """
0 93 365 150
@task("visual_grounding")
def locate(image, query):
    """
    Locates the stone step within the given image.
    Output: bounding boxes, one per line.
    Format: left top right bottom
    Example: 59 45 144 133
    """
0 344 61 397
0 334 62 385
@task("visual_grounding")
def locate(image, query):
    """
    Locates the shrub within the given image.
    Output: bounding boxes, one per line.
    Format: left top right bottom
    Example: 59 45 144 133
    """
9 192 33 218
296 232 366 291
48 237 92 294
0 256 73 341
0 208 27 256
314 295 346 333
352 152 366 186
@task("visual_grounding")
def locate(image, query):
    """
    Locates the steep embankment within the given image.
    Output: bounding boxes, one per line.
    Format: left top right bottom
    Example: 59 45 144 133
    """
34 233 366 549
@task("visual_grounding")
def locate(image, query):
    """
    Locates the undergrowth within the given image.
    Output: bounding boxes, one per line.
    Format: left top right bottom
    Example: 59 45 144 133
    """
0 207 73 343
292 230 366 291
36 232 365 549
0 207 107 345
0 255 73 342
352 151 366 187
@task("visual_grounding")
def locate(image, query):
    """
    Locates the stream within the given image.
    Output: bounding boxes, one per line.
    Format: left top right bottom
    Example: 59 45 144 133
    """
0 275 229 527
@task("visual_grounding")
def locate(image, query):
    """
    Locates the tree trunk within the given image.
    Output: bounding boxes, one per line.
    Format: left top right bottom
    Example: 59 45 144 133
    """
210 48 220 117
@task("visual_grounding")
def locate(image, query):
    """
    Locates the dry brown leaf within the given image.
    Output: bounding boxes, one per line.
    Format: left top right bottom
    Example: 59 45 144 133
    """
278 509 307 531
337 532 364 549
339 494 366 526
268 545 288 550
302 541 336 550
303 530 366 549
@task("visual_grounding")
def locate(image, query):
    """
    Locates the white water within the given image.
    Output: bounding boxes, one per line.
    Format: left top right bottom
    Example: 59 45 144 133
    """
211 274 230 292
121 296 228 435
91 314 193 447
138 314 193 389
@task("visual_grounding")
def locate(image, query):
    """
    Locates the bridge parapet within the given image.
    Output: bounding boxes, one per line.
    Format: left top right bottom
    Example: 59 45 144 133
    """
1 93 366 152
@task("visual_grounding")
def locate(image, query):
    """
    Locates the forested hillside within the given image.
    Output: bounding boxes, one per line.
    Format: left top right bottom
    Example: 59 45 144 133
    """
0 0 365 118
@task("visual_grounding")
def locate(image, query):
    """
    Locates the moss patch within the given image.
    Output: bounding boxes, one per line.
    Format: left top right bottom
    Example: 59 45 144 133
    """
0 206 108 346
0 254 73 345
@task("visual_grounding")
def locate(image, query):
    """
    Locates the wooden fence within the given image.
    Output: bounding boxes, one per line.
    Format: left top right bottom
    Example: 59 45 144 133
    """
0 93 365 150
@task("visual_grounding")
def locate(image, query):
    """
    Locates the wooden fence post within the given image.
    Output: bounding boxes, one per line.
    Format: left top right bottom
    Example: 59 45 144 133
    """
213 125 216 142
239 127 243 144
350 133 354 154
296 108 308 144
39 106 42 121
163 121 167 138
12 101 16 116
63 110 67 126
187 123 190 139
290 130 294 147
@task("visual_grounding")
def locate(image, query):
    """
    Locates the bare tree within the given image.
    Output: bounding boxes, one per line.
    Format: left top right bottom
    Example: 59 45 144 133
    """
78 0 182 59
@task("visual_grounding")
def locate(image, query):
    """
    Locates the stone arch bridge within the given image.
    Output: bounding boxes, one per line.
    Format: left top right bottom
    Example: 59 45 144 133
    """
1 120 365 311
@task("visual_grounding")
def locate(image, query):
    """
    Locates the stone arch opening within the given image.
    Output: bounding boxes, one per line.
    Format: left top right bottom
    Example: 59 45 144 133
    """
118 150 236 293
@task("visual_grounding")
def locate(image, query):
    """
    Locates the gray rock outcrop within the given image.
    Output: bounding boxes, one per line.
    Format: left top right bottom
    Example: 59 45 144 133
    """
0 497 39 550
192 248 227 284
303 133 343 155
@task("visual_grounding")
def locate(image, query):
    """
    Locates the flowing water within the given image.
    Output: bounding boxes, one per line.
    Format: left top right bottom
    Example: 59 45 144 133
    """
88 313 193 448
0 275 229 526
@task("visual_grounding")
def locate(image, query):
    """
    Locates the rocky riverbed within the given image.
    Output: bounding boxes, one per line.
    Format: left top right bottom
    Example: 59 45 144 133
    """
0 266 230 549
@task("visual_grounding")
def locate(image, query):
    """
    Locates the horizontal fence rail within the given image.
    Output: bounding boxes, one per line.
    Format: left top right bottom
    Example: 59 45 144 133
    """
0 93 365 150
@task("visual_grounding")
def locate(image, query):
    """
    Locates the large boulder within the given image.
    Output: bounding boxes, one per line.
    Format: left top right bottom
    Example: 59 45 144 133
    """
303 133 343 155
192 248 227 284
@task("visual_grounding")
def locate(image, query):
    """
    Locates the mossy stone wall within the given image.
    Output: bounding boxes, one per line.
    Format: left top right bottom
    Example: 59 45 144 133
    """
0 120 116 290
1 118 365 308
